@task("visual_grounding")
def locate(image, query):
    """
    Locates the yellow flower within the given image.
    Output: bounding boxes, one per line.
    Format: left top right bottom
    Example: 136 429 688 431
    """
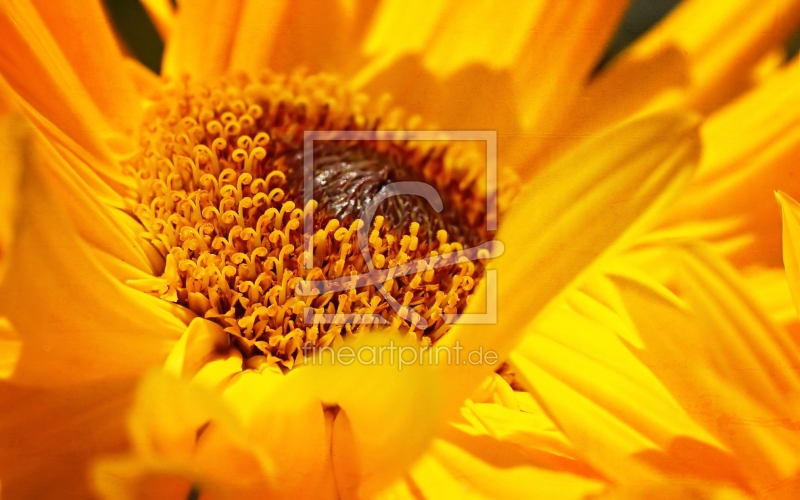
0 1 798 499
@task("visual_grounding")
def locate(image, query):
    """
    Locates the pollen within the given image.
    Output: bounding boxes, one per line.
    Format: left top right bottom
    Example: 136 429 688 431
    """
126 71 495 370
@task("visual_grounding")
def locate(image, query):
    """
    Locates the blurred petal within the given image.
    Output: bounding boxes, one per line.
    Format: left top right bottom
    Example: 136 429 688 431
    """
140 0 174 41
35 128 163 276
28 0 141 136
96 371 271 500
227 0 289 73
263 0 373 77
615 244 800 495
298 335 443 499
0 107 25 283
409 423 606 499
509 280 745 487
164 318 232 381
0 0 134 166
460 395 599 477
624 0 800 113
545 45 689 158
506 0 627 137
662 58 800 268
597 482 751 500
0 164 185 386
0 318 20 380
163 0 244 79
777 191 800 317
741 265 798 330
356 0 627 166
125 56 162 99
0 377 135 499
220 369 337 499
94 459 198 500
437 111 700 416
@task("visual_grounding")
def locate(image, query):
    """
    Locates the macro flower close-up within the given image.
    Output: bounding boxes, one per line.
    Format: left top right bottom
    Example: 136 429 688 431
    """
2 0 800 499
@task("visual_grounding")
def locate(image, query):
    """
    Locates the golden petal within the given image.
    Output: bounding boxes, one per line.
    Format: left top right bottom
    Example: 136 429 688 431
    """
437 111 700 417
505 0 628 136
777 191 800 319
0 1 137 153
0 165 185 386
662 58 800 268
0 317 20 380
140 0 174 41
355 0 627 174
220 369 337 499
28 0 142 136
34 132 162 276
542 46 689 162
740 264 798 330
408 424 606 499
262 0 372 77
509 279 741 485
0 377 136 499
164 318 232 381
624 0 800 113
100 371 271 499
615 243 800 495
297 334 443 499
162 0 245 79
124 56 163 99
0 106 25 284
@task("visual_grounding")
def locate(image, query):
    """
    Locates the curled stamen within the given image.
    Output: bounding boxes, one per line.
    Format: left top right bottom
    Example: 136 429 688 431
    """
128 71 492 370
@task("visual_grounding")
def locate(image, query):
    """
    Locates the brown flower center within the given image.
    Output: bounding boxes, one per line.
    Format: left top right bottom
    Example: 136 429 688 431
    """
126 71 491 370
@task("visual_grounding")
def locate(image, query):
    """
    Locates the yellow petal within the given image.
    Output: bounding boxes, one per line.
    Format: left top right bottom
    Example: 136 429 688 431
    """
624 0 800 113
299 334 443 499
0 377 136 499
741 265 798 329
544 45 689 161
0 1 133 158
461 400 585 469
662 57 800 268
0 106 25 283
93 458 198 500
101 371 271 499
221 369 337 499
0 1 143 267
409 424 606 499
164 318 232 380
28 0 142 136
161 317 244 391
124 56 163 99
35 131 162 276
140 0 174 41
777 191 800 319
0 317 20 379
127 371 262 467
355 0 628 169
505 0 628 137
0 164 185 386
615 243 800 494
437 111 700 417
226 0 289 73
509 281 742 486
259 0 368 77
162 0 244 79
597 482 752 500
372 478 419 500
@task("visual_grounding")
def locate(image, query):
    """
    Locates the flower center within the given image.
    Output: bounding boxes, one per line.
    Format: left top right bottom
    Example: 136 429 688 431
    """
127 71 490 370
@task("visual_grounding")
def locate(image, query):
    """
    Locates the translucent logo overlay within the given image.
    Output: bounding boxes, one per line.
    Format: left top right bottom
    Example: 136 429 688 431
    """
297 130 502 327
